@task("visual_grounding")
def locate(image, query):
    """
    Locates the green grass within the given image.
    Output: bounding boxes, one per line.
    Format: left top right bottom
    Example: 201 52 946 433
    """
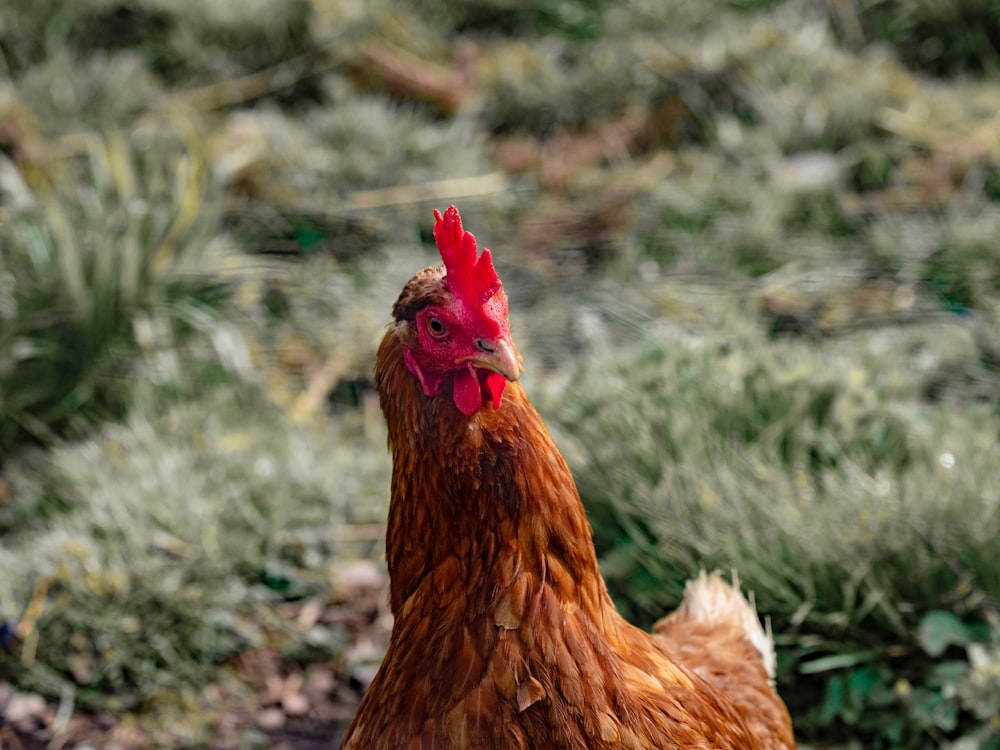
0 381 390 712
549 285 1000 747
852 0 1000 76
0 116 234 455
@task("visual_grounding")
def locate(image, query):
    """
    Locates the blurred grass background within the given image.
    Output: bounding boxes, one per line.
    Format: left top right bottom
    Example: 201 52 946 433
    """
1 0 999 747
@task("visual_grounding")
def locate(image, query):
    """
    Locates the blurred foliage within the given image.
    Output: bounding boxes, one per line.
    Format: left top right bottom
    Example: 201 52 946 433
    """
1 0 1000 746
0 111 236 455
550 285 1000 747
0 383 389 712
0 0 314 82
415 0 606 39
849 0 1000 76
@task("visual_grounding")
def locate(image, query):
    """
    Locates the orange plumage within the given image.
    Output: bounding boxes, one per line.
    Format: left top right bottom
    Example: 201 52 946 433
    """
341 206 795 749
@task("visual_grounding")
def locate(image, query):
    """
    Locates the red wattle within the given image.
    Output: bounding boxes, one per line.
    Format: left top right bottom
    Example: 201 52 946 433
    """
484 370 507 411
452 366 508 415
452 366 482 416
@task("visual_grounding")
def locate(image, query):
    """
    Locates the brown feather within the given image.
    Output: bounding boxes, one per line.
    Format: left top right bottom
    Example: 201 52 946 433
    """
340 268 796 749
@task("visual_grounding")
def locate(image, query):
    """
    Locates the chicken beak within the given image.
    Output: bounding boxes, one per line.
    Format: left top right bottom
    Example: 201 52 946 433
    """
464 337 521 382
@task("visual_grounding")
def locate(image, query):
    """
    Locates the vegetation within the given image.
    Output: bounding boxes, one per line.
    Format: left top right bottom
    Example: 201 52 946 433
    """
1 0 999 746
553 298 1000 748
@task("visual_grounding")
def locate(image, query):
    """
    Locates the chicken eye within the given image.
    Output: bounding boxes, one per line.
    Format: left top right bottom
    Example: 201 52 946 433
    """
427 316 447 338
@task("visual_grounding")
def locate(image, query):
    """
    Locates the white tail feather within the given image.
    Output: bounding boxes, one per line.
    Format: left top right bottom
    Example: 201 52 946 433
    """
678 569 777 682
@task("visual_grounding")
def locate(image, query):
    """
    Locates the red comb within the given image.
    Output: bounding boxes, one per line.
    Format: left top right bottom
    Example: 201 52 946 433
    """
433 206 502 306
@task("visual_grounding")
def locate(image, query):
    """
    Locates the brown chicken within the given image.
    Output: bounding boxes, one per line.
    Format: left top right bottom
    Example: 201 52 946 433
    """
341 206 795 749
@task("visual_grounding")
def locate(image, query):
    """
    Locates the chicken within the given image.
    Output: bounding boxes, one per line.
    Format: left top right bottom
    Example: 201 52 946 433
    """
341 206 795 749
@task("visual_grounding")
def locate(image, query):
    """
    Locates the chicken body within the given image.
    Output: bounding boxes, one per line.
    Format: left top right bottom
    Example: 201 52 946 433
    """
341 208 795 749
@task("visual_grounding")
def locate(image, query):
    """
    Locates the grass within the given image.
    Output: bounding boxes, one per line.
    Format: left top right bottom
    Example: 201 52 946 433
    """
0 382 389 713
548 284 1000 747
0 111 234 454
2 0 1000 746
